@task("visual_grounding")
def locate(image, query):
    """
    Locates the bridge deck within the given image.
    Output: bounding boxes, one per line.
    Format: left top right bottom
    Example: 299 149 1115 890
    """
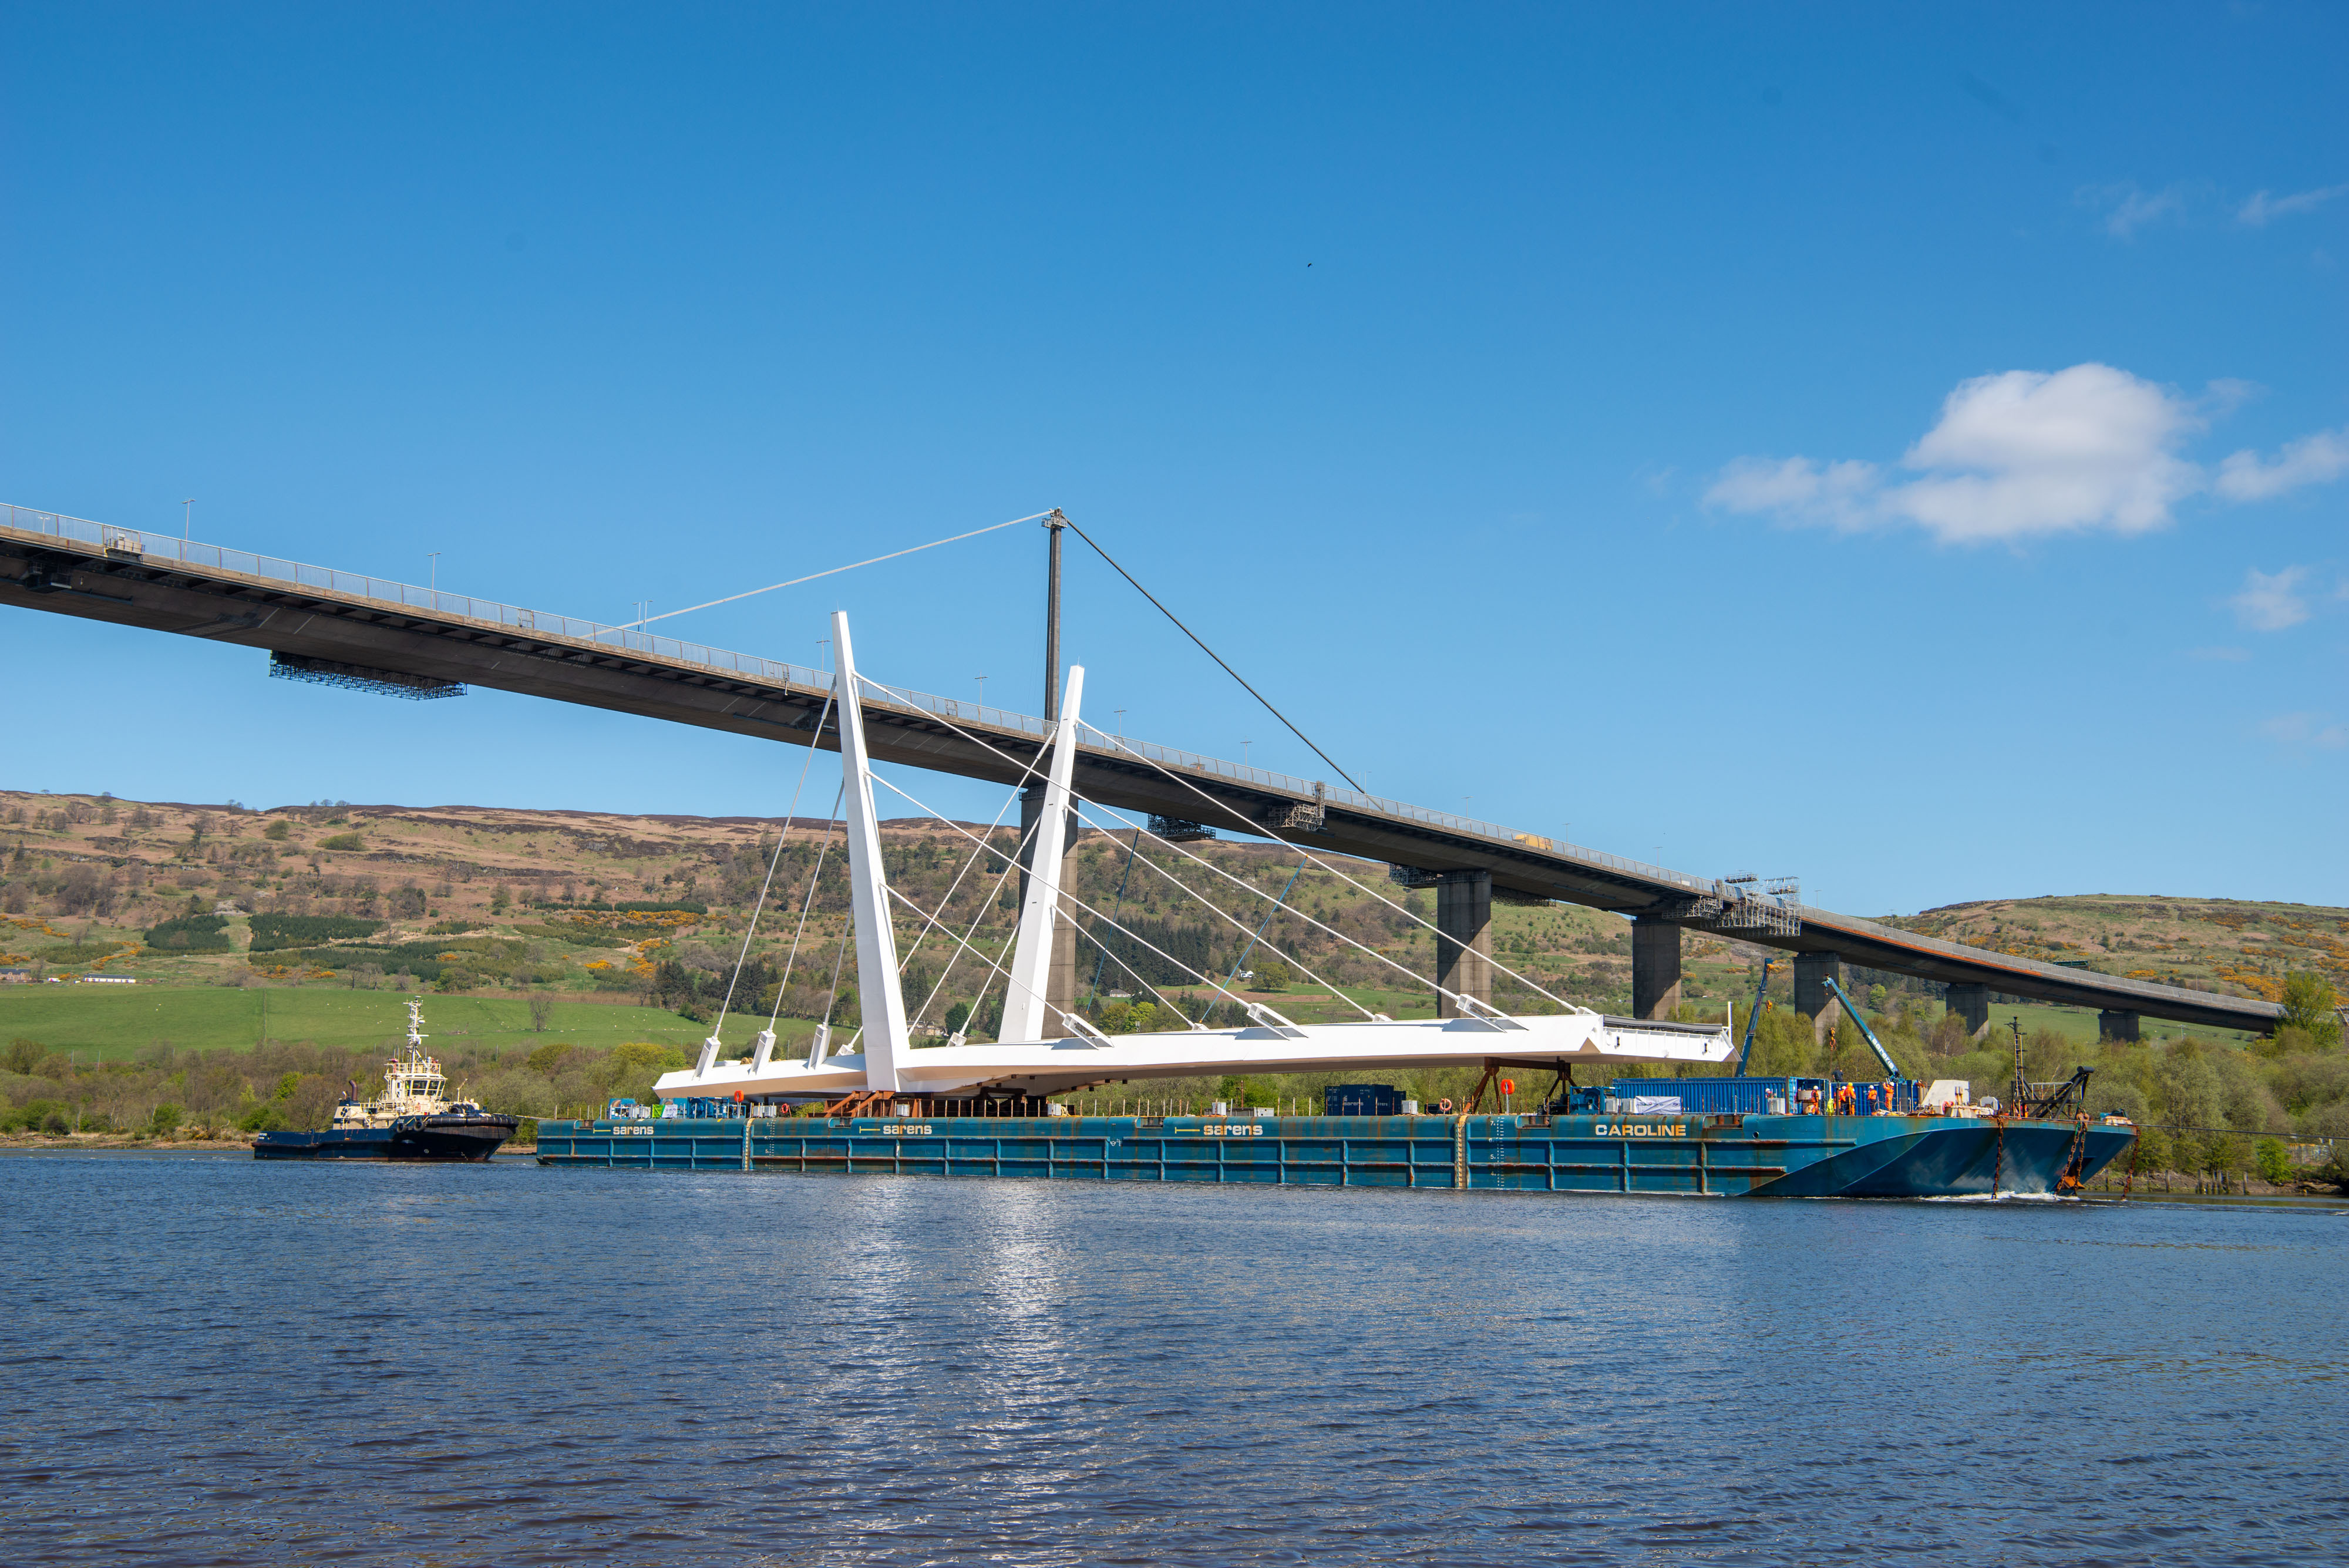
0 505 2280 1034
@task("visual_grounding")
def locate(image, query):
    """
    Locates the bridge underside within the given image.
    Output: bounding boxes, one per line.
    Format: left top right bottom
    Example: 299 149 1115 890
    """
0 523 2281 1037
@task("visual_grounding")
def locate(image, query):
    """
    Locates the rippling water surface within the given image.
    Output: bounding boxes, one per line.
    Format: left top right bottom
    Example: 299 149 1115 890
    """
2 1152 2343 1565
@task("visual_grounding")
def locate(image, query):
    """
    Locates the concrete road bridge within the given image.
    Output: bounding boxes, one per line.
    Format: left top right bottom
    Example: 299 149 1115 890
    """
1 503 2283 1041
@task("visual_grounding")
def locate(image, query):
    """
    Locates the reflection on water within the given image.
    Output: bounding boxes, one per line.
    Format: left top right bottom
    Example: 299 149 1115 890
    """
2 1152 2342 1565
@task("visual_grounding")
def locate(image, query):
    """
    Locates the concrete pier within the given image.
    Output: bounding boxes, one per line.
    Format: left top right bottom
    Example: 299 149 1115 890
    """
1434 870 1493 1018
1945 982 1991 1037
1793 952 1843 1021
1631 916 1682 1020
2098 1009 2141 1042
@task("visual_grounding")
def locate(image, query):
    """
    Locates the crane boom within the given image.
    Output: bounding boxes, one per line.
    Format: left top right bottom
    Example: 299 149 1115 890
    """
1735 958 1775 1075
1821 976 1902 1079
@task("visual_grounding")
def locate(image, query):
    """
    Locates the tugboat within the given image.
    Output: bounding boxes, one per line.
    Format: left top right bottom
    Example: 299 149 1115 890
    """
253 999 517 1161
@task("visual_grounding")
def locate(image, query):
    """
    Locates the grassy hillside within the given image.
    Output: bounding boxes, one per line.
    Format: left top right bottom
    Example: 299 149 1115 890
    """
4 789 2343 1180
1887 894 2349 1005
4 786 2340 1047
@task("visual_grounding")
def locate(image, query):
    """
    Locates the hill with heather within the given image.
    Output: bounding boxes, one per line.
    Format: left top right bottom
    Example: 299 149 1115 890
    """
4 788 2344 1187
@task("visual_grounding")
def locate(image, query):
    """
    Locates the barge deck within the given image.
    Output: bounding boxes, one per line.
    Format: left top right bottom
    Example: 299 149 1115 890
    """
535 1109 2133 1198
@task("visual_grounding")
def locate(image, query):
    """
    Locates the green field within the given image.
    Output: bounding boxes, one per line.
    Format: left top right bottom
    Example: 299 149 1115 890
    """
0 987 823 1062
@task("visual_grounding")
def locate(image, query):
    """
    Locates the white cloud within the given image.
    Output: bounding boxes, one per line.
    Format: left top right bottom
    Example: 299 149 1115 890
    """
2257 713 2349 751
1707 365 2203 543
2237 182 2349 226
2229 566 2313 631
1883 366 2202 541
2214 426 2349 500
1707 365 2349 546
2081 182 2188 238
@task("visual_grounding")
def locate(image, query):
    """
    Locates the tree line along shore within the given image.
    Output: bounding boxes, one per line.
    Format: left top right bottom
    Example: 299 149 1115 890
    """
3 789 2344 1187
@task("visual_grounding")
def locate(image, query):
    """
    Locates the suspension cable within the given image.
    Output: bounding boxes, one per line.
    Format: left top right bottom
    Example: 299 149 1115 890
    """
1059 516 1365 792
617 512 1051 631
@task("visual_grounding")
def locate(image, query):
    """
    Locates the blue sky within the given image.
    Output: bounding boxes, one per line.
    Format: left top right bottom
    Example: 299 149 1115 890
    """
3 2 2342 916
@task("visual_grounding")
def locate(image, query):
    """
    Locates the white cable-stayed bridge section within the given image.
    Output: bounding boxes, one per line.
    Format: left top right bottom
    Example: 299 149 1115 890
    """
653 620 1733 1107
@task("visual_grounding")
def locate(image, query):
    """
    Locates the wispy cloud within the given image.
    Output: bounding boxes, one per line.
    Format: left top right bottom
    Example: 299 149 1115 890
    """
2079 182 2188 238
2237 181 2349 226
2229 566 2313 631
2257 712 2349 751
1707 365 2349 546
2214 426 2349 500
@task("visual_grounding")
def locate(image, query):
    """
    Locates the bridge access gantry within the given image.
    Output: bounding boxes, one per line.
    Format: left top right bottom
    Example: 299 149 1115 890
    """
0 502 2287 1041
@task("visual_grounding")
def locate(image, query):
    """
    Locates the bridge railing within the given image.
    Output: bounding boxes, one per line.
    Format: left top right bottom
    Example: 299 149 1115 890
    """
2 502 839 694
863 682 1050 739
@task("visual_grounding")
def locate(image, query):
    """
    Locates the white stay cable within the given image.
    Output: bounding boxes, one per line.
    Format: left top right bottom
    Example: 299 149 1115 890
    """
906 816 1033 1032
890 878 1197 1032
892 749 1049 1007
883 885 1019 998
1064 802 1382 1019
846 674 1374 1018
863 769 1267 1019
615 512 1051 631
714 693 835 1036
1068 798 1495 1015
906 822 1031 1037
768 783 848 1034
1078 721 1591 1015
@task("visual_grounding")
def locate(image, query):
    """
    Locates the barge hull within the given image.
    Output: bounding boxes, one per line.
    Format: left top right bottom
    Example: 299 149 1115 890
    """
533 1112 2133 1197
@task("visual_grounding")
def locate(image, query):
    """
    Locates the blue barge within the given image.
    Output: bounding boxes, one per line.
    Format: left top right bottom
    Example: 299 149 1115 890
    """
534 1109 2133 1197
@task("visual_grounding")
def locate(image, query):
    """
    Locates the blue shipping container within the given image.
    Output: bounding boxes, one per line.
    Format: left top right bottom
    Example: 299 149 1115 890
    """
1605 1078 1798 1116
1606 1078 1920 1115
1324 1084 1404 1116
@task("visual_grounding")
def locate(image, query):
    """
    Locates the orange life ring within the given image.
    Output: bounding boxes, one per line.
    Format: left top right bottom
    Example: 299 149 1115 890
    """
1437 1097 1454 1113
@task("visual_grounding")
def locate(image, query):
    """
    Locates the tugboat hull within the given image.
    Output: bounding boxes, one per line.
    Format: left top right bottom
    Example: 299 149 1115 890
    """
253 1113 517 1162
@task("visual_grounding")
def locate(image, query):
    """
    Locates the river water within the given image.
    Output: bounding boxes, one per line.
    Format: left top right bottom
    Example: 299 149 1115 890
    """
2 1152 2341 1566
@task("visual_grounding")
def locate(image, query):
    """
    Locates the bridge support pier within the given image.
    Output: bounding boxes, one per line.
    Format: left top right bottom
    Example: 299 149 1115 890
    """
1018 783 1082 1028
1945 982 1990 1038
2098 1009 2141 1042
1793 952 1842 1022
1435 870 1493 1018
1631 916 1682 1020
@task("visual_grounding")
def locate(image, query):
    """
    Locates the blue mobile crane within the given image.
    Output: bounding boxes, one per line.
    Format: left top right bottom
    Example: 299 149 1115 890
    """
1734 958 1776 1075
1820 974 1902 1079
